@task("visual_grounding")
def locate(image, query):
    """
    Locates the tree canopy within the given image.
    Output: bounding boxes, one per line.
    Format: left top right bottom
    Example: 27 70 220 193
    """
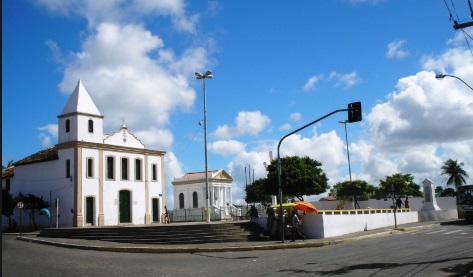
2 186 16 228
15 192 50 231
441 159 469 188
245 178 271 206
378 173 423 198
329 180 376 208
264 156 329 201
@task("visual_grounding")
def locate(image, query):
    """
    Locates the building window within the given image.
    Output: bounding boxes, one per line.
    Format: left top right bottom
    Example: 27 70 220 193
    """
135 159 142 181
121 157 128 180
106 156 115 180
179 193 184 209
86 158 93 178
151 164 158 181
66 119 70 133
193 191 198 208
66 159 71 178
6 179 10 191
88 119 94 133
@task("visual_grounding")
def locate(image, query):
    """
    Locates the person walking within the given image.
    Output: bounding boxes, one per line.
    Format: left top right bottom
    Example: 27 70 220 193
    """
163 206 170 224
290 211 305 242
247 205 258 222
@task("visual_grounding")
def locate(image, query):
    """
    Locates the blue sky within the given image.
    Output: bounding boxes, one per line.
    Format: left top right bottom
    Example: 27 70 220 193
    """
3 0 473 207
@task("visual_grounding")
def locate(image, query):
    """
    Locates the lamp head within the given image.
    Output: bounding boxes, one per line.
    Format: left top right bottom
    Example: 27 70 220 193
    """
204 70 213 78
195 72 204 79
435 74 446 80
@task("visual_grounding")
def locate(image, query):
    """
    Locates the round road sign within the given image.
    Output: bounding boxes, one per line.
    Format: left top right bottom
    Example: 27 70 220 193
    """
17 202 24 209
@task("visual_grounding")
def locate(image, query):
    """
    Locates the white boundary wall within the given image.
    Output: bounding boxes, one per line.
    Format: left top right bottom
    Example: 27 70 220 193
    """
300 210 418 238
255 208 458 239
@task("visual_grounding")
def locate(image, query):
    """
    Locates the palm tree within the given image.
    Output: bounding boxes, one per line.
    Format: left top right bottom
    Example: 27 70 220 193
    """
440 159 469 188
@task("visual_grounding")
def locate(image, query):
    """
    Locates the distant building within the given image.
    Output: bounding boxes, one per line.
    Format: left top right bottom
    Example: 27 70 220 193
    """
2 80 166 228
172 170 233 211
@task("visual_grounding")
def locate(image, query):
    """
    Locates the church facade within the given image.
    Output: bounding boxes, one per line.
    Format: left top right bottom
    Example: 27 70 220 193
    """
2 80 166 228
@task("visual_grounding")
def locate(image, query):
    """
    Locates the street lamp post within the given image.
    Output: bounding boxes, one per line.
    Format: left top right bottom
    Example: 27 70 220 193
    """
339 120 352 182
435 74 473 91
195 70 213 223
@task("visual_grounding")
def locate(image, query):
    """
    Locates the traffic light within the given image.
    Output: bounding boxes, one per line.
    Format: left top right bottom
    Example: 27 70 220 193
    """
348 101 362 123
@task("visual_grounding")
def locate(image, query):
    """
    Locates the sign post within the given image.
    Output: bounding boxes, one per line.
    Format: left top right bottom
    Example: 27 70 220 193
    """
17 202 24 235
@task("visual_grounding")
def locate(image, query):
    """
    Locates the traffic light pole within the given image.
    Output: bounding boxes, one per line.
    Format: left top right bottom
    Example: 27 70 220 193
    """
277 103 361 243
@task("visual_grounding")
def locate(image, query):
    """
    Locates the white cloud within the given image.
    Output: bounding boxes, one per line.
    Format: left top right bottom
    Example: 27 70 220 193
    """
212 110 271 139
38 124 58 139
209 140 246 156
329 71 361 88
134 128 174 151
386 40 410 59
290 112 302 122
355 46 473 186
164 151 184 208
52 21 211 151
37 124 58 148
303 74 323 92
279 123 292 131
37 0 199 32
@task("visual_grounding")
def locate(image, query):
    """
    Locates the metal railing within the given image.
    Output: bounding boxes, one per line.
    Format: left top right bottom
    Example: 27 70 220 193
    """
170 205 242 222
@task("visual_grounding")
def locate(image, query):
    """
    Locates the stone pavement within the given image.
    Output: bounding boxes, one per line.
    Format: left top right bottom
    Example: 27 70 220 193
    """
10 220 456 253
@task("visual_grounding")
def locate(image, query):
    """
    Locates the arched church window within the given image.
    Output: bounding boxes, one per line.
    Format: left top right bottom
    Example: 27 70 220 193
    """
66 119 70 133
193 191 198 208
179 193 184 209
88 119 94 133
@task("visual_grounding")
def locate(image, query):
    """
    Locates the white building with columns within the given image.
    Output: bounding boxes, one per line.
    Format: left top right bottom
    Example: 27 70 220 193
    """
2 80 166 228
171 170 233 212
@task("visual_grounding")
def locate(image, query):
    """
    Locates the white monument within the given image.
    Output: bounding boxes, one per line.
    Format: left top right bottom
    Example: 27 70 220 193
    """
420 178 441 211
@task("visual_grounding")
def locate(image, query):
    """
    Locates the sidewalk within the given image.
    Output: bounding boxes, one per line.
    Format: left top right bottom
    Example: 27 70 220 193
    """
11 220 454 253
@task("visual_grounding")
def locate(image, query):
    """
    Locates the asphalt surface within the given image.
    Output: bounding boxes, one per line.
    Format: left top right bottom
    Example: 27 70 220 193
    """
8 220 461 254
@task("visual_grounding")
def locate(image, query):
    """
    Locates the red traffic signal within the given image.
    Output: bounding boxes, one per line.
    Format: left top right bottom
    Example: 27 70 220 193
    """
348 102 362 123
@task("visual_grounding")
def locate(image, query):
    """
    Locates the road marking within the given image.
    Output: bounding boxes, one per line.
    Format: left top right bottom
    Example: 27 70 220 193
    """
425 229 447 234
444 230 462 234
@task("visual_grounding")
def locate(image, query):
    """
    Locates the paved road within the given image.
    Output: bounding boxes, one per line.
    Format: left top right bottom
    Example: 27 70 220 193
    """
3 223 473 276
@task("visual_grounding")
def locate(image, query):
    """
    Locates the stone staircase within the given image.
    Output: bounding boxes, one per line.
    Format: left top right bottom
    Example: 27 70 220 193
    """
38 221 270 245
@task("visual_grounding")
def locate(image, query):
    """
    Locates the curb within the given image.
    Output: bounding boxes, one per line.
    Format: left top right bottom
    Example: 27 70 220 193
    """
15 226 408 254
14 222 443 254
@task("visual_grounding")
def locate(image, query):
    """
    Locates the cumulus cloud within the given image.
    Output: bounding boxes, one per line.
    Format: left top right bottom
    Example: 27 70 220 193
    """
37 124 58 148
164 151 185 208
212 110 271 139
355 46 473 186
36 0 198 32
209 140 246 156
386 40 410 59
290 112 302 123
303 74 323 92
52 21 211 149
225 129 347 204
329 71 361 88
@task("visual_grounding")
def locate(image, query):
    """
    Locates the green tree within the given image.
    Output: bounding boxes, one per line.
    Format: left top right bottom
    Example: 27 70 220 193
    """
440 188 456 197
441 159 469 188
378 173 423 198
2 186 16 228
15 192 50 231
245 178 271 206
329 180 376 209
265 156 329 201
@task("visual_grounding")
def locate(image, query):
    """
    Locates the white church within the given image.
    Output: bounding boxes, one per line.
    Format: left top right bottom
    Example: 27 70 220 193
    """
2 80 166 228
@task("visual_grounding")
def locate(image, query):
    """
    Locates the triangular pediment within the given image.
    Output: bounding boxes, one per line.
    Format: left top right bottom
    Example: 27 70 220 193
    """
103 125 145 148
212 169 233 181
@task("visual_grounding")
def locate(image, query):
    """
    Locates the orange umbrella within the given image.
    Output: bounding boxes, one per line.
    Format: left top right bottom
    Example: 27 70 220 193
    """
295 201 318 213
